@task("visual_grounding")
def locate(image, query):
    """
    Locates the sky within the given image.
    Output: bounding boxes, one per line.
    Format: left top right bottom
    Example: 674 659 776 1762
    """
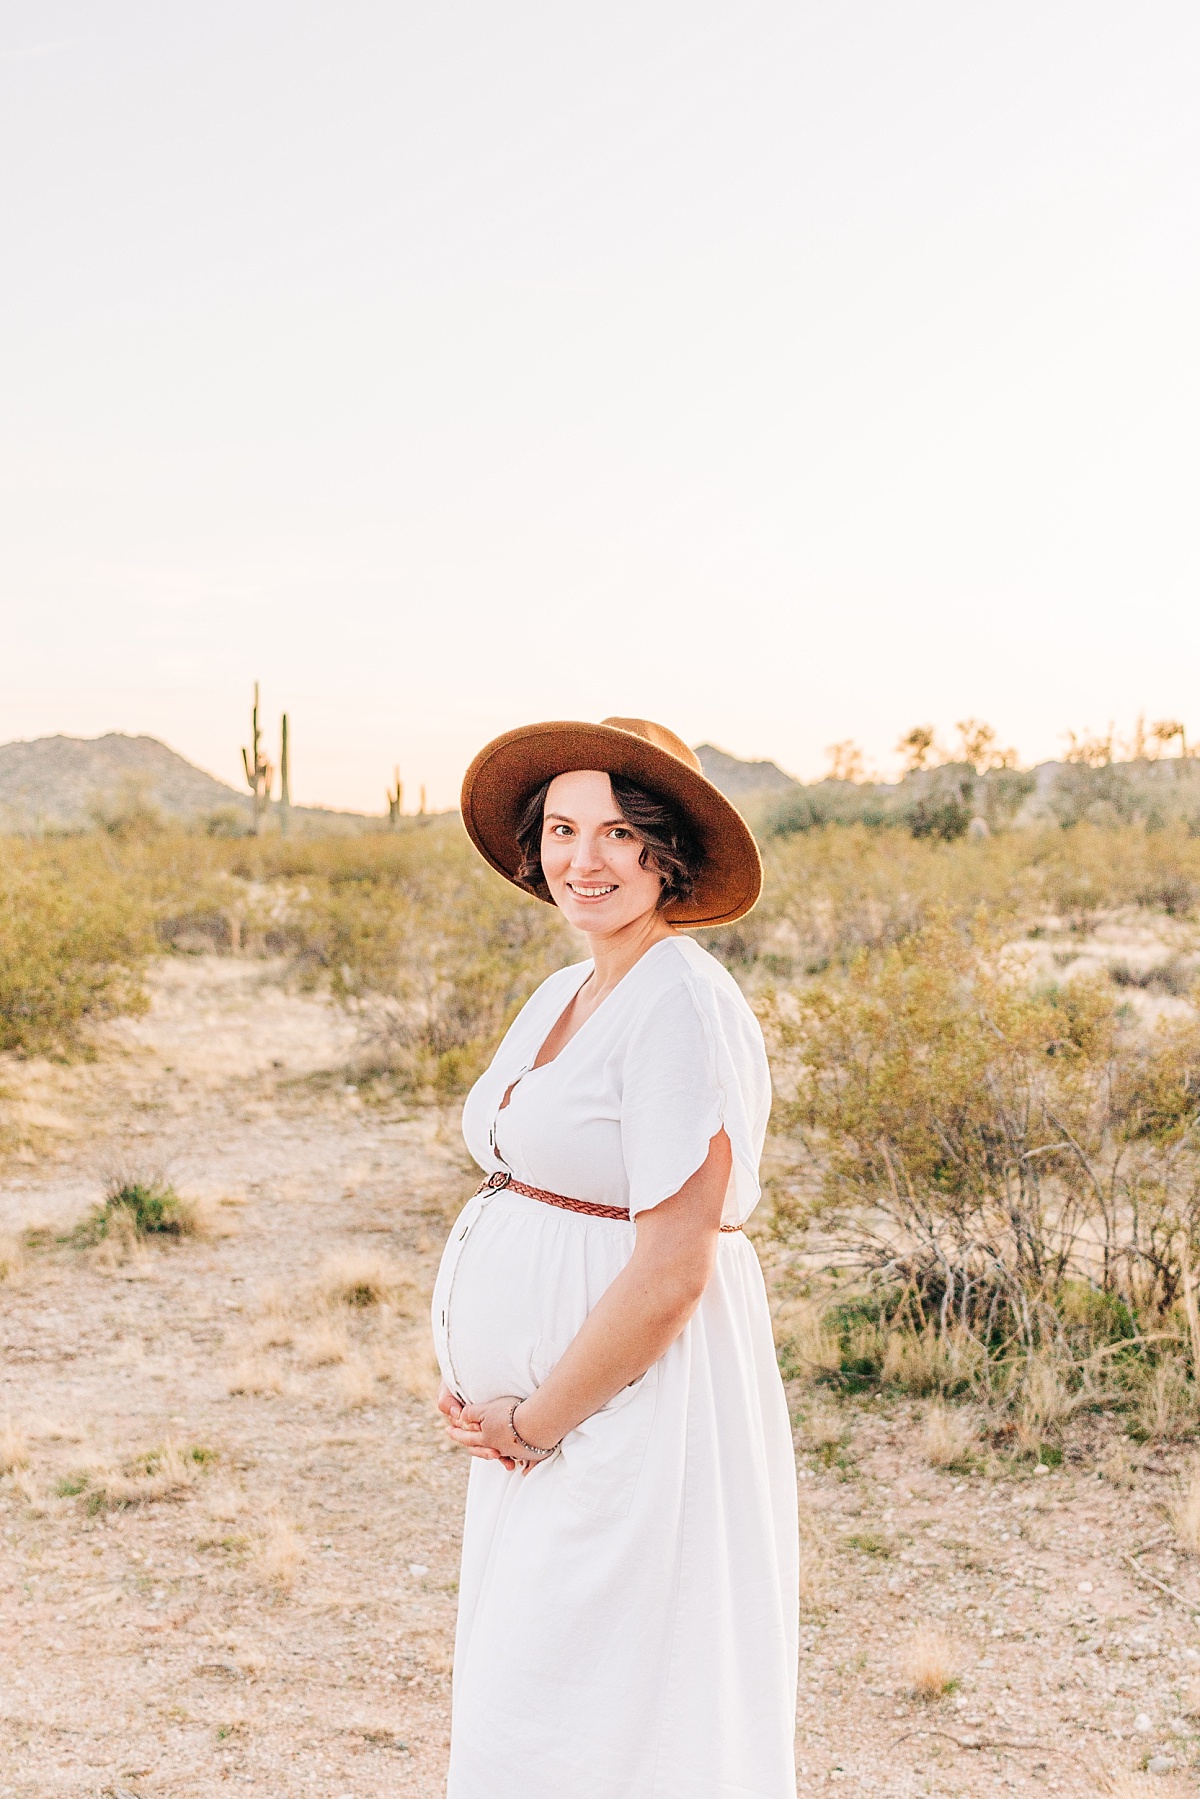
2 2 1198 813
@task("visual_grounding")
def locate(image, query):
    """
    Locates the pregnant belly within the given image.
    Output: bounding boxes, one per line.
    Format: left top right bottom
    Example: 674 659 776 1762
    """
431 1192 630 1407
431 1191 660 1521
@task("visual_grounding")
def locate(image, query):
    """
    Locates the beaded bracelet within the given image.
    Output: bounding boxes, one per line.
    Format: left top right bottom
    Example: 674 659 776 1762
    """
508 1400 560 1460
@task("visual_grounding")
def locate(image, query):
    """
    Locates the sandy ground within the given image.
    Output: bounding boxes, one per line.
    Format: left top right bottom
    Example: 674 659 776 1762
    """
3 954 1200 1797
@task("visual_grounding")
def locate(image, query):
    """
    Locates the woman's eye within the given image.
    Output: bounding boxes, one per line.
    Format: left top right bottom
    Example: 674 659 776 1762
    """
610 827 632 840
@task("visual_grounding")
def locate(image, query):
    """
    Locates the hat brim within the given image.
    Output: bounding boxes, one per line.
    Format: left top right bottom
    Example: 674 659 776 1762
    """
460 720 762 928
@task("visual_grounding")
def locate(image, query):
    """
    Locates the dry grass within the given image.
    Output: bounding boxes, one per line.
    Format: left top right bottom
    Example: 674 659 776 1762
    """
1171 1457 1200 1553
0 1234 24 1284
227 1357 286 1396
798 1502 827 1612
205 1484 245 1525
800 1407 849 1459
1134 1360 1197 1442
256 1280 290 1317
55 1442 210 1512
1096 1773 1187 1798
392 1337 443 1402
298 1320 350 1367
0 1416 29 1475
1100 1443 1140 1488
773 1296 844 1385
87 1204 144 1270
173 1191 237 1239
338 1357 377 1409
249 1314 295 1351
317 1250 414 1312
1014 1354 1079 1457
903 1627 961 1700
252 1515 306 1592
880 1325 986 1397
8 1466 49 1514
921 1402 978 1470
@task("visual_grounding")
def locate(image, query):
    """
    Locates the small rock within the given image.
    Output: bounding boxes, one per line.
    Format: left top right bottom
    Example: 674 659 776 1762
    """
408 1563 429 1576
1034 1463 1049 1476
1077 1580 1094 1594
1135 1713 1153 1733
1147 1755 1175 1774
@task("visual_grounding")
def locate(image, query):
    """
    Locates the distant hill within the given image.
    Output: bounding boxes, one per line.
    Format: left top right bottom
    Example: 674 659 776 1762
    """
0 734 372 833
695 743 799 799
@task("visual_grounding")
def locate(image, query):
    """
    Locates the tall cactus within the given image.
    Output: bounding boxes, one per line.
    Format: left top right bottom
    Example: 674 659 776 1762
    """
279 713 291 837
386 767 403 828
241 682 274 835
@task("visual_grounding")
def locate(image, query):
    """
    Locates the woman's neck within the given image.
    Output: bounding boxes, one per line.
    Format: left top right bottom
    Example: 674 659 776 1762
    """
583 911 674 997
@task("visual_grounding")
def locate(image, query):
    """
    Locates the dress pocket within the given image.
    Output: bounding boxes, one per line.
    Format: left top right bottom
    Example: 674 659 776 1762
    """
558 1361 661 1521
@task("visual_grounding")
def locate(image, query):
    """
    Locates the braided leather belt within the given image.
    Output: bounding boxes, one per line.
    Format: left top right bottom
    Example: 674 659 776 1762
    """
474 1167 743 1232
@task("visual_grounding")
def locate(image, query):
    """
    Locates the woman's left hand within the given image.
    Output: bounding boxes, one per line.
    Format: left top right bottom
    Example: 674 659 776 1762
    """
446 1395 539 1472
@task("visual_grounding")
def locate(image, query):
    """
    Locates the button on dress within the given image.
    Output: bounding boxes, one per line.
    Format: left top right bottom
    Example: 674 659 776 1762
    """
431 935 799 1799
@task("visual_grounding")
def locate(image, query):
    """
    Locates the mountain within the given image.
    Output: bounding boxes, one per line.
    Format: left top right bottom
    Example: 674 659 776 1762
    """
695 743 800 799
0 733 369 833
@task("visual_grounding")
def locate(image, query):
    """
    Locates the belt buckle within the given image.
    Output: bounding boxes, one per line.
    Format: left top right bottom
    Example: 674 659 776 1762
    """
485 1170 512 1191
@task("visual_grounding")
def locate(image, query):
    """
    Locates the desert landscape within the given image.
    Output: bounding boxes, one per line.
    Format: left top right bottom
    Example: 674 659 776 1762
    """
4 765 1200 1797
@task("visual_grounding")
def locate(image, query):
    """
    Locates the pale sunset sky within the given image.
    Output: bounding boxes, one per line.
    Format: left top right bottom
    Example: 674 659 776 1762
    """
2 3 1198 811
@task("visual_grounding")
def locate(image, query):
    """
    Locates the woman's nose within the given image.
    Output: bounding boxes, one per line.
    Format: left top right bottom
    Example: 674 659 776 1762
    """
569 834 606 872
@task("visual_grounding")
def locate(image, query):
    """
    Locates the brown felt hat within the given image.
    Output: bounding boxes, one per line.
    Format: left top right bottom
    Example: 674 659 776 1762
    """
460 716 762 928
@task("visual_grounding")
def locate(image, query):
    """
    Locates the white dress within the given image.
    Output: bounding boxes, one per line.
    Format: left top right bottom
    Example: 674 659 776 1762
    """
431 935 798 1799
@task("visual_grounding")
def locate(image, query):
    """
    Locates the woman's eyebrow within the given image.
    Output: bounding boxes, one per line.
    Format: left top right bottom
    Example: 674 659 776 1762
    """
545 812 628 829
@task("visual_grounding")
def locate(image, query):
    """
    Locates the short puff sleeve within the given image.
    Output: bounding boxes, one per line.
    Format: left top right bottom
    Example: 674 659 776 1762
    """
620 972 770 1226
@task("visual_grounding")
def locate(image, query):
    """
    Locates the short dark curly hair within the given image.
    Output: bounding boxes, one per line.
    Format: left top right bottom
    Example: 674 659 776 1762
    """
514 773 704 911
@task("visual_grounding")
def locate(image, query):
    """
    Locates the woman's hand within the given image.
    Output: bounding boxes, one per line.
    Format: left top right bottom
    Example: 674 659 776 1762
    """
437 1382 463 1425
445 1394 545 1472
439 1382 519 1469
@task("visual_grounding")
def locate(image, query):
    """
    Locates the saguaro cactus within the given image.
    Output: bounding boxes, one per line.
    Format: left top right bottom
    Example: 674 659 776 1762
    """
386 767 404 828
279 714 291 837
241 682 274 835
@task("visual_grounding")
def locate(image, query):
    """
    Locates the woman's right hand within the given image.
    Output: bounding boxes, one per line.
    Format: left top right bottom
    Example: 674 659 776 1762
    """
437 1382 464 1426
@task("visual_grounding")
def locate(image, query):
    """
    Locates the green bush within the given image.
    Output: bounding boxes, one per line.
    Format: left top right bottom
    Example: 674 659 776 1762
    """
74 1177 195 1244
0 845 154 1054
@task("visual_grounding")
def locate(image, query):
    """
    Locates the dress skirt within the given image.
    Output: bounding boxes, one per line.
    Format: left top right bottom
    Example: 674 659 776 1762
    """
431 1182 799 1799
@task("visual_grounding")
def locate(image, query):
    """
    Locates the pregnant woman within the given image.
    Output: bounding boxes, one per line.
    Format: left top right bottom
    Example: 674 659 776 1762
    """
431 716 798 1799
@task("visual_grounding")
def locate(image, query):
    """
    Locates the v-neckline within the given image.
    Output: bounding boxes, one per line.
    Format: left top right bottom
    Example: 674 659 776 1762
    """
495 937 674 1117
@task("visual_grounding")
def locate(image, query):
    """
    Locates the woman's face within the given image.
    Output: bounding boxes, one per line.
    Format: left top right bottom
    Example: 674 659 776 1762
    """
539 770 665 937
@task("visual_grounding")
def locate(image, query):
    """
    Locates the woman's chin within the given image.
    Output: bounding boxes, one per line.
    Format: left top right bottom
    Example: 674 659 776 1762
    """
558 897 624 933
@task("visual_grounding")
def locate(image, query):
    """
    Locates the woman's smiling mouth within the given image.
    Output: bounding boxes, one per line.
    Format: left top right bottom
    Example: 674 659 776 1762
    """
567 882 618 898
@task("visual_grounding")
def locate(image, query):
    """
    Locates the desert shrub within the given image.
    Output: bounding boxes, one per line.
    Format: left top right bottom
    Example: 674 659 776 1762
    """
0 819 573 1093
0 844 154 1054
901 767 975 842
903 1628 961 1700
764 784 896 836
706 821 1200 985
768 914 1200 1337
275 821 574 1096
74 1176 201 1244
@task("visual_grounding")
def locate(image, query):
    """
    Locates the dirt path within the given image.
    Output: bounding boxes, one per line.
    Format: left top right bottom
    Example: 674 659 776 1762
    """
2 956 1199 1796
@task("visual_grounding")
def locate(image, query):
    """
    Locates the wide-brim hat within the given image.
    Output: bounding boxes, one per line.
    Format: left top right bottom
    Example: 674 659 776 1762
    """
460 716 762 928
